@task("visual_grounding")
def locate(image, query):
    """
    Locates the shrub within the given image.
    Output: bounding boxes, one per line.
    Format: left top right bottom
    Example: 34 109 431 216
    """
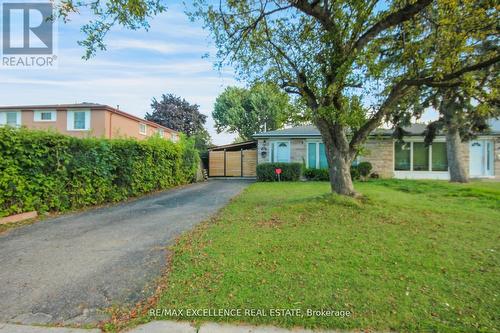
0 127 199 217
350 166 360 180
257 163 302 181
303 161 374 182
357 161 373 178
303 168 329 181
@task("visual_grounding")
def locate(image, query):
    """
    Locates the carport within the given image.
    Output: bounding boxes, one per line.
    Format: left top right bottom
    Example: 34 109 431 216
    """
208 141 257 177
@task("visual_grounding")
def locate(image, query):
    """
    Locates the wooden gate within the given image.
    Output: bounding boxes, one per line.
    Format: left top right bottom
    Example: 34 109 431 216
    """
209 149 257 177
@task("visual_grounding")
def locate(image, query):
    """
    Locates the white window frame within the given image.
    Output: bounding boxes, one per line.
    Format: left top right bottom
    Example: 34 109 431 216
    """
268 140 291 163
0 111 22 127
34 110 57 122
157 128 164 138
305 139 322 168
171 133 178 142
139 123 147 135
393 138 449 174
67 109 91 131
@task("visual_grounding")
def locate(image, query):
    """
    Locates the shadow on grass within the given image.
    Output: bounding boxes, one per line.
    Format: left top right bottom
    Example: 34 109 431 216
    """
366 179 500 210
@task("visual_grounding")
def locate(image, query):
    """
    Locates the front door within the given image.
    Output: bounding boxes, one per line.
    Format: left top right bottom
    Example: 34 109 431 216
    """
469 140 494 177
274 141 290 163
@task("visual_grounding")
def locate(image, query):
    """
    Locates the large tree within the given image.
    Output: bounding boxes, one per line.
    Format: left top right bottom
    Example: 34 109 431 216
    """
213 82 297 140
190 0 498 195
146 94 208 137
384 6 499 183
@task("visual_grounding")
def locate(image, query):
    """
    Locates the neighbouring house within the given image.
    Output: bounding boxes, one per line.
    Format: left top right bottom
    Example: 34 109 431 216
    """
0 103 179 141
253 119 500 180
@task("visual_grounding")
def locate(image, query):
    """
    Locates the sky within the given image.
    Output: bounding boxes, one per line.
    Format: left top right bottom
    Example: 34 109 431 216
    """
0 1 239 145
0 0 441 144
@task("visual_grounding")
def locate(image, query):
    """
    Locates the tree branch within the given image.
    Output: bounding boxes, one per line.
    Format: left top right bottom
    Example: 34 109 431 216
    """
403 54 500 87
349 82 410 151
292 0 332 30
352 0 432 52
349 53 500 151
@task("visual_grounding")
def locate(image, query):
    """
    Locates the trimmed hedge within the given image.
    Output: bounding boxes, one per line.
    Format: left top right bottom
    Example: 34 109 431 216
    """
0 127 199 217
304 161 373 181
256 162 302 181
303 168 329 181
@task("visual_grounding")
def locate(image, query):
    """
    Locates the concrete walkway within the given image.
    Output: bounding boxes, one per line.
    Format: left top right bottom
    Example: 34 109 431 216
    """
0 321 351 333
0 180 251 325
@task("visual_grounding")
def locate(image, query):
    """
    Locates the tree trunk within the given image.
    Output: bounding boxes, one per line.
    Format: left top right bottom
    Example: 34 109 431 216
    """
446 127 469 183
328 149 356 195
316 119 356 196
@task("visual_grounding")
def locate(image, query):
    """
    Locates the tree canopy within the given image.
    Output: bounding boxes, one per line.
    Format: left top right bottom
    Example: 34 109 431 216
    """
146 93 208 137
213 82 299 140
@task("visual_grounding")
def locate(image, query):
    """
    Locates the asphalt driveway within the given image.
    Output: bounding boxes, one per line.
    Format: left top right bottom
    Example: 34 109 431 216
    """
0 179 251 325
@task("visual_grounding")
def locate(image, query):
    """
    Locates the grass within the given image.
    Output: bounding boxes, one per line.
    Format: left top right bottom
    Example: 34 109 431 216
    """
109 180 500 332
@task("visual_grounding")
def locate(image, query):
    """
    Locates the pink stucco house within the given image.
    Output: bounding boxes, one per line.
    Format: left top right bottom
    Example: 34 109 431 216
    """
0 103 179 141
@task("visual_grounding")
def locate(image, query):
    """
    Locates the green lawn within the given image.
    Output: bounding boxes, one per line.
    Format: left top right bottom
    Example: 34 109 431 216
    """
121 180 500 332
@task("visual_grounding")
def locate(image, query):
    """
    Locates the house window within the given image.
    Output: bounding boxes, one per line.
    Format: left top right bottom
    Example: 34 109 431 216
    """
139 123 147 135
6 112 19 127
431 142 448 171
158 128 164 138
413 142 429 171
34 110 56 122
67 110 90 131
1 111 21 127
394 142 411 171
394 141 448 172
307 142 328 168
74 112 86 130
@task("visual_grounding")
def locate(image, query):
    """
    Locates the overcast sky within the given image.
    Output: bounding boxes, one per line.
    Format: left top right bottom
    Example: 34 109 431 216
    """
0 2 239 145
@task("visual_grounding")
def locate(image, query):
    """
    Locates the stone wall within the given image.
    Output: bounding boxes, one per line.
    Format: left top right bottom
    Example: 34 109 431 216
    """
291 139 307 164
358 138 394 178
494 137 500 179
257 139 268 164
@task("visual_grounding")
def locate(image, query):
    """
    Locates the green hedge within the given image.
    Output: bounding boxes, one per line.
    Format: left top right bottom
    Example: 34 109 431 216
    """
256 162 302 181
304 161 373 181
303 168 329 181
0 127 199 217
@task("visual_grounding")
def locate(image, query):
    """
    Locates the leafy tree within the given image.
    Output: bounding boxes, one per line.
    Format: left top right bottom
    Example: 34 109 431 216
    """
213 83 297 141
146 94 207 137
423 83 499 183
146 94 212 154
191 127 213 153
191 0 498 195
385 5 499 183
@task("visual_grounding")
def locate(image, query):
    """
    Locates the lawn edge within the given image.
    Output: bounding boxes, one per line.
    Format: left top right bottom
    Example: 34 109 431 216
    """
99 182 253 333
